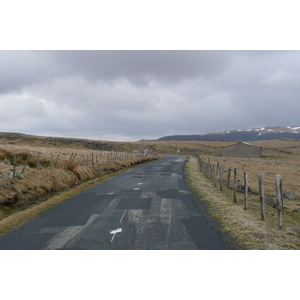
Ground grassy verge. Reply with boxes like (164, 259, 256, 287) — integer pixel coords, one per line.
(0, 164, 145, 236)
(185, 156, 300, 250)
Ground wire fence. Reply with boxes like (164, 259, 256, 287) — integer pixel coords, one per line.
(193, 153, 285, 229)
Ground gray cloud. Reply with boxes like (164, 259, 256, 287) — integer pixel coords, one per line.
(0, 50, 300, 141)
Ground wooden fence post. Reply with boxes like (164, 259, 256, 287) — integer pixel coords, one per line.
(275, 174, 283, 229)
(258, 173, 265, 221)
(54, 154, 60, 168)
(21, 153, 30, 174)
(207, 158, 210, 178)
(13, 156, 16, 179)
(70, 153, 77, 161)
(233, 168, 237, 203)
(280, 177, 283, 210)
(212, 164, 215, 185)
(215, 163, 219, 188)
(91, 152, 94, 168)
(244, 171, 248, 210)
(227, 167, 231, 188)
(219, 165, 224, 191)
(50, 153, 53, 170)
(37, 152, 40, 170)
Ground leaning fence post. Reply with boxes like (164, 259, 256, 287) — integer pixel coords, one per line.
(275, 174, 283, 229)
(258, 173, 265, 221)
(233, 168, 238, 203)
(21, 153, 30, 174)
(244, 171, 248, 210)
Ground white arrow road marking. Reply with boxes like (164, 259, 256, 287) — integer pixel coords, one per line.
(110, 228, 123, 242)
(45, 214, 100, 250)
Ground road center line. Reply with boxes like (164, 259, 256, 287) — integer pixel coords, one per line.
(120, 209, 128, 223)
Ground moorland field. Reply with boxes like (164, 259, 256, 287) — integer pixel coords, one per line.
(1, 133, 300, 248)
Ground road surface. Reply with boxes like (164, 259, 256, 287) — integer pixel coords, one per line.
(0, 156, 237, 250)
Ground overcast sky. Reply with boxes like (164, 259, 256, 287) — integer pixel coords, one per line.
(1, 50, 300, 141)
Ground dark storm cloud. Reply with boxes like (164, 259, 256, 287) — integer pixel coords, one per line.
(1, 50, 300, 141)
(50, 50, 232, 85)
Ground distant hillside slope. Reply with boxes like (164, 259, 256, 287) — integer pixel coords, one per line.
(0, 132, 115, 151)
(158, 126, 300, 141)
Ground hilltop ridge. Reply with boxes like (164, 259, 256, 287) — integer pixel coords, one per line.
(158, 126, 300, 141)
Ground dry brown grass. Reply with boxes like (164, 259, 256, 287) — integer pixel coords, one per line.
(0, 168, 134, 236)
(0, 142, 158, 221)
(186, 156, 300, 250)
(199, 154, 300, 213)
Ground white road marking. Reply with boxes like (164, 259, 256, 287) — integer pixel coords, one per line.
(134, 188, 139, 190)
(45, 214, 100, 250)
(96, 192, 114, 195)
(174, 157, 186, 162)
(138, 183, 143, 185)
(179, 190, 188, 194)
(110, 228, 123, 242)
(120, 209, 127, 223)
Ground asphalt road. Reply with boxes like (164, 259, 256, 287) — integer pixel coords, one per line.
(0, 156, 237, 250)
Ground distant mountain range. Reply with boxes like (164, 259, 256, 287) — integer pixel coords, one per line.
(157, 126, 300, 141)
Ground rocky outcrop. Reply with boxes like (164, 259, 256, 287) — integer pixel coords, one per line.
(0, 182, 13, 189)
(4, 172, 24, 179)
(2, 159, 11, 165)
(283, 189, 296, 200)
(236, 184, 259, 195)
(265, 197, 277, 208)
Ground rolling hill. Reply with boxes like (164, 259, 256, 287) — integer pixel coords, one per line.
(158, 126, 300, 141)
